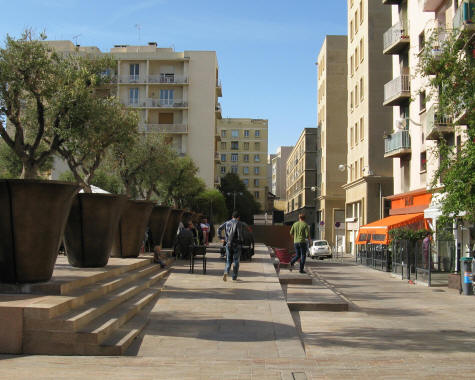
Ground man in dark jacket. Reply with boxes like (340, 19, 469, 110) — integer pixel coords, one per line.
(218, 210, 244, 281)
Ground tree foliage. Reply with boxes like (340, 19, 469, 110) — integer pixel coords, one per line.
(105, 133, 177, 200)
(0, 30, 116, 179)
(192, 189, 228, 224)
(418, 29, 475, 223)
(58, 169, 122, 194)
(389, 228, 432, 242)
(218, 173, 261, 224)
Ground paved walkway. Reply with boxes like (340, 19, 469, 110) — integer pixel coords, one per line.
(1, 247, 475, 379)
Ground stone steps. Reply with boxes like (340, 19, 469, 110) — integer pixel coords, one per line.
(20, 258, 172, 355)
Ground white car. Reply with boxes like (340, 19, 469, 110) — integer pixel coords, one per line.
(309, 240, 332, 259)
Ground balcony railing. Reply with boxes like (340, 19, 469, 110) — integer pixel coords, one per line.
(384, 130, 411, 158)
(453, 1, 475, 31)
(125, 98, 188, 108)
(383, 21, 410, 55)
(118, 74, 188, 84)
(383, 75, 410, 106)
(425, 104, 453, 140)
(140, 123, 188, 134)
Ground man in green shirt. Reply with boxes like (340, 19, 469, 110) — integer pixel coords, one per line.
(289, 213, 311, 273)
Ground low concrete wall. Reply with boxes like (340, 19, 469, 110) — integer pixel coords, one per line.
(251, 225, 293, 251)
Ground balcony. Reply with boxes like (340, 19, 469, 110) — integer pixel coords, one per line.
(214, 152, 221, 162)
(118, 74, 188, 84)
(125, 98, 188, 109)
(216, 79, 222, 97)
(215, 102, 222, 119)
(383, 75, 411, 106)
(382, 0, 402, 4)
(383, 21, 410, 55)
(425, 104, 453, 140)
(140, 123, 188, 134)
(423, 0, 445, 11)
(384, 130, 411, 158)
(453, 1, 475, 33)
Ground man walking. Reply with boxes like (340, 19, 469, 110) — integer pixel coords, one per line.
(290, 213, 311, 273)
(218, 211, 244, 281)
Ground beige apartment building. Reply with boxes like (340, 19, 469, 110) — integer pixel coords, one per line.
(271, 146, 293, 201)
(47, 40, 222, 188)
(316, 35, 348, 249)
(285, 128, 319, 237)
(216, 118, 269, 209)
(344, 0, 394, 254)
(382, 0, 474, 258)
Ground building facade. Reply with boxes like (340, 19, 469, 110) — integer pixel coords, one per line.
(216, 118, 269, 209)
(344, 0, 394, 254)
(316, 35, 348, 250)
(271, 146, 294, 201)
(47, 41, 222, 188)
(284, 128, 319, 237)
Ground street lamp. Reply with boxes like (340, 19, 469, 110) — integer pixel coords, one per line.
(227, 191, 243, 211)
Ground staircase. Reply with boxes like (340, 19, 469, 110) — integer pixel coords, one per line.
(21, 258, 171, 355)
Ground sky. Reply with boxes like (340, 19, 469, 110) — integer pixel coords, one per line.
(1, 0, 347, 154)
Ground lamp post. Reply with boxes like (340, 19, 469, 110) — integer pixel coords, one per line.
(227, 191, 243, 211)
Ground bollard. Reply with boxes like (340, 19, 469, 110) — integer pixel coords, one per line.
(460, 257, 473, 296)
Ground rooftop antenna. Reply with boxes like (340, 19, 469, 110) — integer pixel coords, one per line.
(134, 24, 141, 42)
(72, 34, 81, 46)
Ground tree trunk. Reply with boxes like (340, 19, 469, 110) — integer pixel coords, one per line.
(20, 160, 40, 179)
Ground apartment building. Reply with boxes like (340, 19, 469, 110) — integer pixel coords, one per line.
(344, 0, 394, 254)
(46, 40, 222, 188)
(271, 146, 293, 200)
(216, 118, 269, 209)
(316, 35, 348, 249)
(382, 0, 474, 259)
(284, 128, 319, 236)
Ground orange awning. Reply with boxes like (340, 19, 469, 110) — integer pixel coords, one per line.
(356, 213, 425, 245)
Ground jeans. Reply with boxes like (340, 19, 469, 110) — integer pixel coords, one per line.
(224, 243, 242, 279)
(291, 242, 307, 272)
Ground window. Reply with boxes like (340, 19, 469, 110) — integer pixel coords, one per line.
(255, 130, 260, 137)
(350, 164, 354, 181)
(231, 165, 238, 174)
(350, 91, 354, 112)
(220, 154, 226, 162)
(355, 122, 359, 144)
(220, 166, 226, 174)
(254, 142, 260, 150)
(254, 191, 260, 199)
(350, 20, 354, 41)
(359, 0, 363, 24)
(231, 129, 239, 138)
(360, 117, 364, 140)
(244, 130, 250, 137)
(129, 88, 139, 105)
(420, 91, 426, 112)
(355, 160, 359, 179)
(355, 47, 359, 70)
(243, 167, 249, 175)
(359, 38, 364, 62)
(350, 54, 354, 76)
(254, 154, 260, 162)
(243, 142, 249, 150)
(129, 63, 139, 80)
(254, 179, 259, 187)
(360, 77, 364, 101)
(359, 158, 364, 177)
(231, 141, 239, 150)
(221, 130, 227, 138)
(350, 127, 354, 148)
(420, 152, 427, 172)
(231, 153, 238, 162)
(355, 11, 359, 33)
(243, 179, 249, 186)
(355, 84, 359, 107)
(220, 142, 226, 149)
(159, 89, 174, 106)
(243, 154, 249, 162)
(254, 167, 260, 175)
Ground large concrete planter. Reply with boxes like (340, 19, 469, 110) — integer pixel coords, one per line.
(148, 205, 171, 248)
(162, 209, 184, 248)
(0, 179, 79, 283)
(64, 193, 127, 268)
(111, 200, 155, 258)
